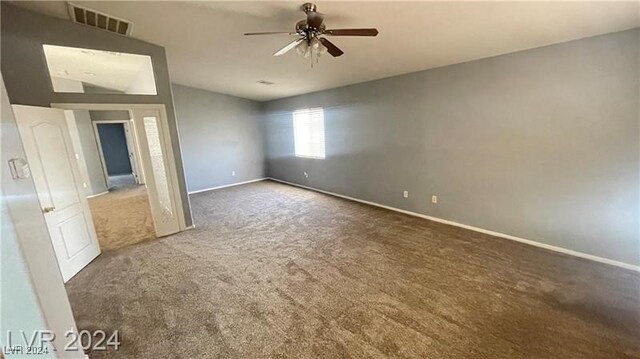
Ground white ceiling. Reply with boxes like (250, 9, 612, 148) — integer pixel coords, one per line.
(11, 1, 640, 101)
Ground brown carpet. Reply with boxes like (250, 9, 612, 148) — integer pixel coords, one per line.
(87, 185, 156, 251)
(67, 180, 640, 358)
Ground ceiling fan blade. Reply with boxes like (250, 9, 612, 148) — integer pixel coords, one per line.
(319, 38, 344, 57)
(307, 11, 324, 28)
(273, 38, 305, 56)
(245, 31, 295, 36)
(325, 28, 379, 36)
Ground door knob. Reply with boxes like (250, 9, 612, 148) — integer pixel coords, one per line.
(43, 206, 55, 213)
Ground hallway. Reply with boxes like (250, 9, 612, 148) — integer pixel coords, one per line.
(88, 185, 156, 251)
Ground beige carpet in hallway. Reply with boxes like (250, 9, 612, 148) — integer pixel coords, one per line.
(68, 181, 639, 358)
(87, 185, 156, 251)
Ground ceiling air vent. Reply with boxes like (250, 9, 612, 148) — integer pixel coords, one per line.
(67, 2, 133, 36)
(257, 80, 275, 86)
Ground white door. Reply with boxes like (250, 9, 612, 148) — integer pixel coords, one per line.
(13, 105, 101, 282)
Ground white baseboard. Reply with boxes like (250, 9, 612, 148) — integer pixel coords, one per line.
(86, 191, 108, 199)
(266, 177, 640, 273)
(188, 178, 267, 195)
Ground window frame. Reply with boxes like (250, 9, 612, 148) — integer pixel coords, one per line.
(293, 107, 326, 160)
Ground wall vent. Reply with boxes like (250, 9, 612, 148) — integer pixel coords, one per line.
(67, 2, 133, 36)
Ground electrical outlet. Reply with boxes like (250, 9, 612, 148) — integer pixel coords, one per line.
(231, 171, 236, 177)
(304, 171, 309, 178)
(431, 195, 438, 204)
(403, 191, 409, 198)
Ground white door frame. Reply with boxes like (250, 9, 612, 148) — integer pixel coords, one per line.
(52, 103, 187, 232)
(92, 119, 142, 187)
(64, 111, 95, 196)
(91, 121, 113, 188)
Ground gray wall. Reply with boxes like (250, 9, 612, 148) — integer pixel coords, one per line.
(264, 29, 640, 266)
(1, 76, 82, 357)
(1, 78, 52, 355)
(173, 84, 265, 192)
(97, 123, 132, 175)
(1, 3, 192, 227)
(90, 110, 130, 122)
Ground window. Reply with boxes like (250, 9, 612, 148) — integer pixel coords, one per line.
(293, 108, 325, 159)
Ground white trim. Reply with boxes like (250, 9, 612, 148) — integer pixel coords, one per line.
(188, 178, 267, 194)
(91, 121, 112, 188)
(86, 191, 108, 199)
(267, 177, 640, 273)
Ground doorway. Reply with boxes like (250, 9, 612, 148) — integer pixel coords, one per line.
(87, 112, 154, 251)
(95, 122, 137, 188)
(92, 115, 145, 190)
(12, 103, 186, 281)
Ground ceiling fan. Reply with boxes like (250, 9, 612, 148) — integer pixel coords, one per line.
(244, 3, 378, 62)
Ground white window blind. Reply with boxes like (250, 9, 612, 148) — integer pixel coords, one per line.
(293, 108, 325, 159)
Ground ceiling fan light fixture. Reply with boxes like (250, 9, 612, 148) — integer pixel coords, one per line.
(311, 37, 328, 56)
(318, 42, 328, 56)
(310, 37, 321, 50)
(294, 37, 327, 61)
(296, 40, 308, 55)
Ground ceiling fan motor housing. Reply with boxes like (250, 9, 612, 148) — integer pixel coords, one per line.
(301, 3, 317, 13)
(296, 20, 325, 36)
